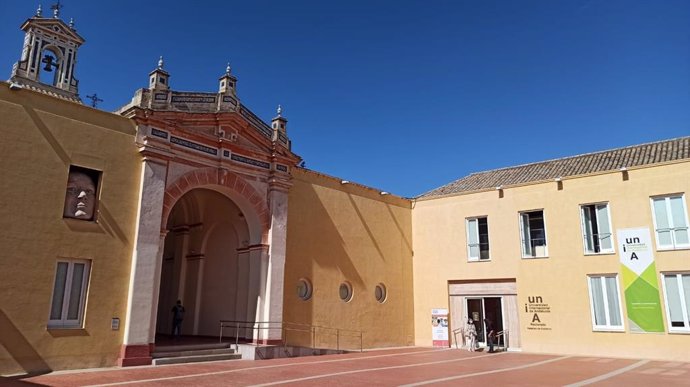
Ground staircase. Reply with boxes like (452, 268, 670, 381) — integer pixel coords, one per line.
(152, 342, 242, 365)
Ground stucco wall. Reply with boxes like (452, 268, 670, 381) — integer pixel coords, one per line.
(412, 160, 690, 361)
(285, 169, 415, 350)
(0, 84, 141, 375)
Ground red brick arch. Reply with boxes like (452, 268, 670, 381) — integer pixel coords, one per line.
(161, 167, 270, 239)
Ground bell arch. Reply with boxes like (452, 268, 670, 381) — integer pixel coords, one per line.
(38, 45, 63, 86)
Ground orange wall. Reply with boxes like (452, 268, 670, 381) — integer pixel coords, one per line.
(285, 168, 415, 350)
(0, 84, 142, 375)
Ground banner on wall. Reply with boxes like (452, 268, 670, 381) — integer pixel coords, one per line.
(617, 228, 665, 333)
(431, 308, 449, 347)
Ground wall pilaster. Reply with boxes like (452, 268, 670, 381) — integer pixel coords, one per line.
(118, 159, 167, 366)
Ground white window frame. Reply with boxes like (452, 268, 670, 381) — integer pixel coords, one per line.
(661, 272, 690, 333)
(579, 202, 615, 255)
(587, 275, 625, 331)
(518, 209, 548, 258)
(466, 216, 490, 261)
(48, 258, 91, 329)
(650, 194, 690, 250)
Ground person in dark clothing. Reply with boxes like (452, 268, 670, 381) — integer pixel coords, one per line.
(484, 318, 495, 353)
(171, 300, 185, 338)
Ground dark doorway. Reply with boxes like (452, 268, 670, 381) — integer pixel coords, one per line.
(466, 297, 503, 345)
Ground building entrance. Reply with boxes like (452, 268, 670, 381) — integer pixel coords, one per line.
(449, 280, 520, 350)
(466, 297, 503, 345)
(156, 188, 257, 340)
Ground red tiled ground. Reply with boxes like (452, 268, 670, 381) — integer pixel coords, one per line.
(3, 348, 689, 386)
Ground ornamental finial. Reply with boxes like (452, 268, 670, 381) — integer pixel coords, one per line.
(36, 4, 42, 17)
(226, 62, 232, 74)
(51, 0, 62, 18)
(158, 56, 164, 69)
(69, 17, 74, 28)
(277, 104, 282, 116)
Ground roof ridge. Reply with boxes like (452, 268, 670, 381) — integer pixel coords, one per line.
(419, 135, 690, 198)
(466, 135, 690, 176)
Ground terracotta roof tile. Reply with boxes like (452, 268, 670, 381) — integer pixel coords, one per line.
(420, 136, 690, 198)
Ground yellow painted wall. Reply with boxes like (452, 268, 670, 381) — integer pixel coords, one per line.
(412, 161, 690, 361)
(2, 81, 688, 373)
(285, 168, 415, 350)
(0, 84, 141, 375)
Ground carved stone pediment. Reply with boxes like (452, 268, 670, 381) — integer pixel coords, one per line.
(21, 17, 85, 44)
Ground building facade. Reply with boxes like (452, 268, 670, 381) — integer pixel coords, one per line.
(1, 7, 689, 377)
(413, 141, 690, 360)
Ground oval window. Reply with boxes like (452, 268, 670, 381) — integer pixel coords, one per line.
(339, 282, 353, 302)
(297, 278, 312, 301)
(375, 283, 387, 303)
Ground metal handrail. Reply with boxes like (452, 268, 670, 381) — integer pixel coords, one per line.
(219, 320, 283, 351)
(494, 329, 508, 350)
(283, 321, 364, 353)
(452, 327, 464, 349)
(218, 320, 364, 353)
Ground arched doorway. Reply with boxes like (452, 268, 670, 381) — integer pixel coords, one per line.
(156, 188, 258, 340)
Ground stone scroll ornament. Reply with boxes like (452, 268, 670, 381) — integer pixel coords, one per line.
(63, 167, 98, 221)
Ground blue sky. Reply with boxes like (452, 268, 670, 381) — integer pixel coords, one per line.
(1, 1, 688, 197)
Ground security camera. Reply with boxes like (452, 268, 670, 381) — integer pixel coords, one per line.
(9, 82, 23, 90)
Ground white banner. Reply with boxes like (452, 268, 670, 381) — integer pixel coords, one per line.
(618, 227, 654, 274)
(431, 308, 449, 347)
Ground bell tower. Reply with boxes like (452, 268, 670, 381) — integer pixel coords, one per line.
(9, 3, 85, 103)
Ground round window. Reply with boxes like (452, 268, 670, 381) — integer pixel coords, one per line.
(297, 278, 312, 301)
(375, 283, 387, 303)
(339, 282, 353, 302)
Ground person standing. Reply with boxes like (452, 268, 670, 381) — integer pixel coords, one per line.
(465, 319, 477, 352)
(171, 300, 185, 339)
(484, 318, 495, 353)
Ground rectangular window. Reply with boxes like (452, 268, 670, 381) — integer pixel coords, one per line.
(49, 259, 91, 329)
(580, 203, 614, 254)
(662, 273, 690, 332)
(587, 275, 624, 331)
(519, 210, 547, 258)
(466, 217, 490, 261)
(651, 195, 690, 250)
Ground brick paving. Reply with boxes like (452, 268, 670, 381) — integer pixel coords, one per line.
(3, 347, 689, 386)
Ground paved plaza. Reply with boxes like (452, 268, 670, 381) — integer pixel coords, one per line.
(4, 347, 689, 386)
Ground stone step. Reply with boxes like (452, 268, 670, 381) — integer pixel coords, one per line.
(153, 352, 242, 365)
(152, 347, 236, 359)
(154, 342, 233, 353)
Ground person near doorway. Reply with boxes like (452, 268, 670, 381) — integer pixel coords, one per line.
(171, 300, 185, 339)
(465, 319, 477, 352)
(484, 318, 495, 353)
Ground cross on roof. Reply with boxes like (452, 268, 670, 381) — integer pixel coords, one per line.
(51, 1, 63, 18)
(86, 93, 103, 108)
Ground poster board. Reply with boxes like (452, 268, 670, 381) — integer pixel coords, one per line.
(431, 308, 449, 347)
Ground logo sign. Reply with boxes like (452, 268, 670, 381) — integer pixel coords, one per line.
(617, 228, 664, 333)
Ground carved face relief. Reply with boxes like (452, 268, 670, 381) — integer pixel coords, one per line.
(63, 170, 97, 220)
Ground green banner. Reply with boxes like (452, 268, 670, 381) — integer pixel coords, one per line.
(618, 228, 665, 333)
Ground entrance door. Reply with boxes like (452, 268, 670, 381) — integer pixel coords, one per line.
(466, 297, 504, 345)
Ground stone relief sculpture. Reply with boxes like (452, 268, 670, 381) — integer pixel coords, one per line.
(63, 166, 98, 220)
